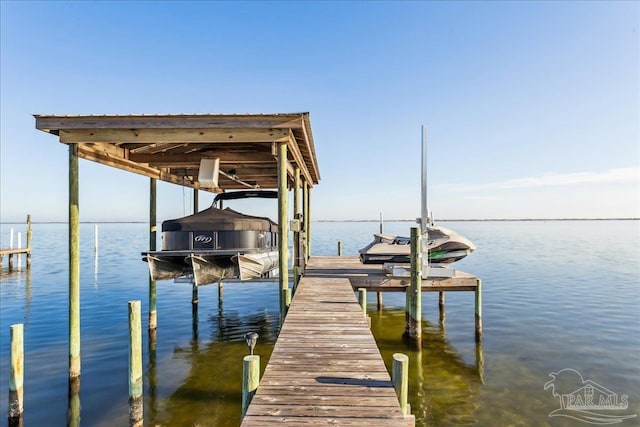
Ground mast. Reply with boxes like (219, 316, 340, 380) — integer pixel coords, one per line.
(421, 124, 428, 231)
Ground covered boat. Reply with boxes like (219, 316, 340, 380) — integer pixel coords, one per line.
(142, 190, 279, 285)
(359, 224, 476, 265)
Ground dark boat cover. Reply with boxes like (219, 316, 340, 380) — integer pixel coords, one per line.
(162, 207, 277, 232)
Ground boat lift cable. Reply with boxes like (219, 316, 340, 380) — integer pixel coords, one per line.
(219, 170, 260, 190)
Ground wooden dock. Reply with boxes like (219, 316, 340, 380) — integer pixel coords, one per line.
(241, 259, 414, 426)
(303, 255, 478, 293)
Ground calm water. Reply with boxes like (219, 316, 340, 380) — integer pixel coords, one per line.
(1, 220, 639, 426)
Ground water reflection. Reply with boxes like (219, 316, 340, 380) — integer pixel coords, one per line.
(371, 309, 483, 426)
(67, 377, 80, 427)
(146, 309, 277, 426)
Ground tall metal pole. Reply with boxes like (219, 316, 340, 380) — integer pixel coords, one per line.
(277, 142, 289, 317)
(421, 125, 428, 231)
(69, 144, 81, 380)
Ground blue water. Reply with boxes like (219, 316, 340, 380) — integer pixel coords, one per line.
(1, 220, 639, 426)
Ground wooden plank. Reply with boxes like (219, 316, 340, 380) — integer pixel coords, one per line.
(59, 128, 291, 144)
(242, 276, 409, 426)
(35, 113, 307, 130)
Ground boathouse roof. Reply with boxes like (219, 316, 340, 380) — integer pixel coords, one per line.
(34, 113, 320, 191)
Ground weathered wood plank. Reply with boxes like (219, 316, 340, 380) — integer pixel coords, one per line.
(241, 275, 410, 426)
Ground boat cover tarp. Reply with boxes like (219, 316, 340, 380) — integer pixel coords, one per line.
(162, 207, 277, 232)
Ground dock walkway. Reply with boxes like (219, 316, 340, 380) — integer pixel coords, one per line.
(241, 257, 413, 426)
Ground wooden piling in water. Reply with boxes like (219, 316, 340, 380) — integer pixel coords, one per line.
(377, 291, 383, 310)
(26, 215, 32, 268)
(358, 288, 367, 317)
(69, 144, 81, 380)
(475, 279, 483, 341)
(392, 353, 409, 416)
(128, 300, 143, 427)
(405, 227, 422, 347)
(337, 241, 342, 256)
(8, 324, 24, 422)
(241, 355, 260, 419)
(149, 178, 157, 331)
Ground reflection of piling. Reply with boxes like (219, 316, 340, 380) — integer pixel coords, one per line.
(8, 324, 24, 424)
(67, 377, 80, 427)
(241, 355, 260, 419)
(148, 327, 158, 423)
(476, 340, 485, 384)
(128, 301, 143, 427)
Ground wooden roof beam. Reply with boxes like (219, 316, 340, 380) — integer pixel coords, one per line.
(35, 114, 308, 131)
(58, 128, 291, 144)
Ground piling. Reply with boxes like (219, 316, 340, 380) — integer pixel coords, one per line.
(128, 300, 143, 427)
(26, 215, 32, 267)
(17, 232, 22, 269)
(149, 178, 157, 331)
(475, 279, 483, 341)
(337, 241, 343, 256)
(8, 324, 24, 422)
(405, 227, 422, 347)
(283, 287, 291, 312)
(358, 288, 367, 317)
(293, 168, 301, 289)
(69, 143, 81, 380)
(94, 224, 98, 254)
(241, 355, 260, 419)
(377, 292, 383, 311)
(392, 353, 409, 416)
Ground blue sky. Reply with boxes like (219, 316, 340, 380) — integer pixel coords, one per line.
(1, 1, 638, 222)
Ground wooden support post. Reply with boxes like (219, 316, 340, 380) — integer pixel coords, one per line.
(392, 353, 409, 416)
(69, 143, 81, 380)
(149, 178, 157, 331)
(193, 188, 199, 213)
(377, 291, 383, 311)
(438, 291, 445, 329)
(293, 168, 301, 289)
(192, 283, 199, 308)
(8, 253, 14, 270)
(128, 300, 143, 427)
(405, 227, 422, 347)
(337, 241, 342, 256)
(17, 233, 21, 269)
(306, 186, 312, 259)
(277, 142, 289, 318)
(94, 224, 98, 254)
(9, 324, 24, 422)
(26, 215, 32, 268)
(241, 355, 260, 419)
(475, 279, 483, 341)
(283, 287, 291, 312)
(358, 288, 367, 317)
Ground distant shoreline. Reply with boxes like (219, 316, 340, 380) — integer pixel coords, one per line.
(1, 218, 638, 225)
